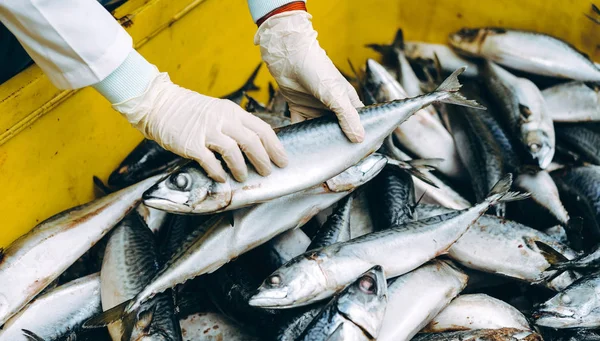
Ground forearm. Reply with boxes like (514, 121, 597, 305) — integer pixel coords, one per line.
(246, 0, 306, 23)
(0, 0, 132, 90)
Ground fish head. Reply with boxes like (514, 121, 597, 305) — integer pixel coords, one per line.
(249, 251, 329, 308)
(143, 163, 231, 213)
(534, 280, 600, 328)
(448, 28, 488, 56)
(336, 265, 388, 339)
(524, 130, 554, 169)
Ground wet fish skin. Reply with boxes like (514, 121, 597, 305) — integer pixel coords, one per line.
(412, 328, 542, 341)
(108, 139, 179, 189)
(514, 169, 570, 226)
(308, 196, 353, 250)
(547, 243, 600, 272)
(365, 59, 465, 181)
(349, 189, 376, 238)
(543, 82, 600, 122)
(552, 166, 600, 246)
(481, 61, 555, 169)
(402, 41, 480, 77)
(262, 229, 312, 271)
(445, 96, 506, 216)
(449, 27, 600, 81)
(423, 294, 530, 333)
(136, 204, 170, 235)
(296, 266, 388, 341)
(143, 68, 483, 214)
(249, 175, 521, 308)
(0, 273, 101, 341)
(534, 272, 600, 328)
(0, 175, 162, 326)
(378, 260, 468, 341)
(414, 204, 579, 291)
(87, 155, 388, 329)
(100, 213, 181, 341)
(368, 165, 415, 230)
(555, 122, 600, 165)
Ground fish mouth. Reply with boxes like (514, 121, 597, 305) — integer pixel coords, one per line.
(142, 196, 193, 214)
(248, 288, 298, 309)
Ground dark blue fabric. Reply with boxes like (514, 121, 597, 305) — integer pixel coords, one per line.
(0, 0, 128, 85)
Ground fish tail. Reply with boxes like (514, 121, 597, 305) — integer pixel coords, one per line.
(534, 241, 575, 282)
(485, 174, 530, 205)
(434, 68, 487, 109)
(83, 299, 132, 328)
(365, 29, 404, 62)
(241, 62, 262, 93)
(386, 157, 443, 188)
(22, 329, 45, 341)
(244, 94, 267, 113)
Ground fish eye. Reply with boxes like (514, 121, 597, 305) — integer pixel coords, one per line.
(359, 275, 376, 294)
(561, 294, 572, 305)
(268, 275, 281, 287)
(170, 173, 191, 191)
(529, 143, 541, 152)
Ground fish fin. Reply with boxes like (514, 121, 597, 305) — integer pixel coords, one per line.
(244, 94, 267, 113)
(386, 158, 442, 188)
(534, 241, 575, 282)
(391, 28, 404, 50)
(268, 82, 276, 104)
(585, 13, 600, 24)
(486, 174, 530, 203)
(410, 190, 428, 219)
(120, 307, 139, 341)
(93, 176, 113, 196)
(535, 241, 570, 265)
(83, 300, 131, 328)
(137, 306, 156, 335)
(434, 68, 487, 110)
(594, 4, 600, 14)
(0, 248, 4, 263)
(22, 330, 46, 341)
(242, 62, 262, 92)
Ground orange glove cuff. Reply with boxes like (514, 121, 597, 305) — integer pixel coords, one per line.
(256, 1, 307, 27)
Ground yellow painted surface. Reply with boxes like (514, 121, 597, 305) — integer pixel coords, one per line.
(0, 0, 598, 247)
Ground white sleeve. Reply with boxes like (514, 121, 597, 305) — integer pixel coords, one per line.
(246, 0, 306, 23)
(0, 0, 133, 89)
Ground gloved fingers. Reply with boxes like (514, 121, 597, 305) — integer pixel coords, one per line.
(241, 114, 288, 168)
(207, 133, 248, 182)
(287, 102, 323, 121)
(188, 147, 228, 183)
(225, 125, 273, 177)
(346, 83, 365, 109)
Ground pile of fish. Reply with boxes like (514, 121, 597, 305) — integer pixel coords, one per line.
(1, 21, 600, 341)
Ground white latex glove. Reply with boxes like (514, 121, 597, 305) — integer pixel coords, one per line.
(255, 11, 365, 142)
(113, 72, 288, 183)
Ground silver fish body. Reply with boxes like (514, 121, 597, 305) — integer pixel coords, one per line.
(543, 82, 600, 122)
(264, 229, 312, 270)
(365, 59, 465, 180)
(403, 41, 479, 77)
(555, 122, 600, 165)
(481, 61, 555, 168)
(0, 273, 101, 341)
(423, 294, 530, 332)
(449, 28, 600, 81)
(414, 205, 578, 290)
(296, 266, 388, 341)
(101, 214, 181, 341)
(412, 328, 542, 341)
(143, 69, 481, 214)
(349, 190, 376, 238)
(0, 175, 161, 326)
(308, 195, 353, 250)
(249, 176, 517, 308)
(122, 155, 388, 317)
(377, 260, 468, 341)
(514, 169, 570, 225)
(136, 204, 169, 234)
(534, 272, 600, 328)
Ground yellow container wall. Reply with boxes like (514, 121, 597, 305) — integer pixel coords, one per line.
(0, 0, 598, 247)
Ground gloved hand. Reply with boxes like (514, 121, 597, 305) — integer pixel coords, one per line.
(112, 72, 288, 183)
(255, 10, 365, 143)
